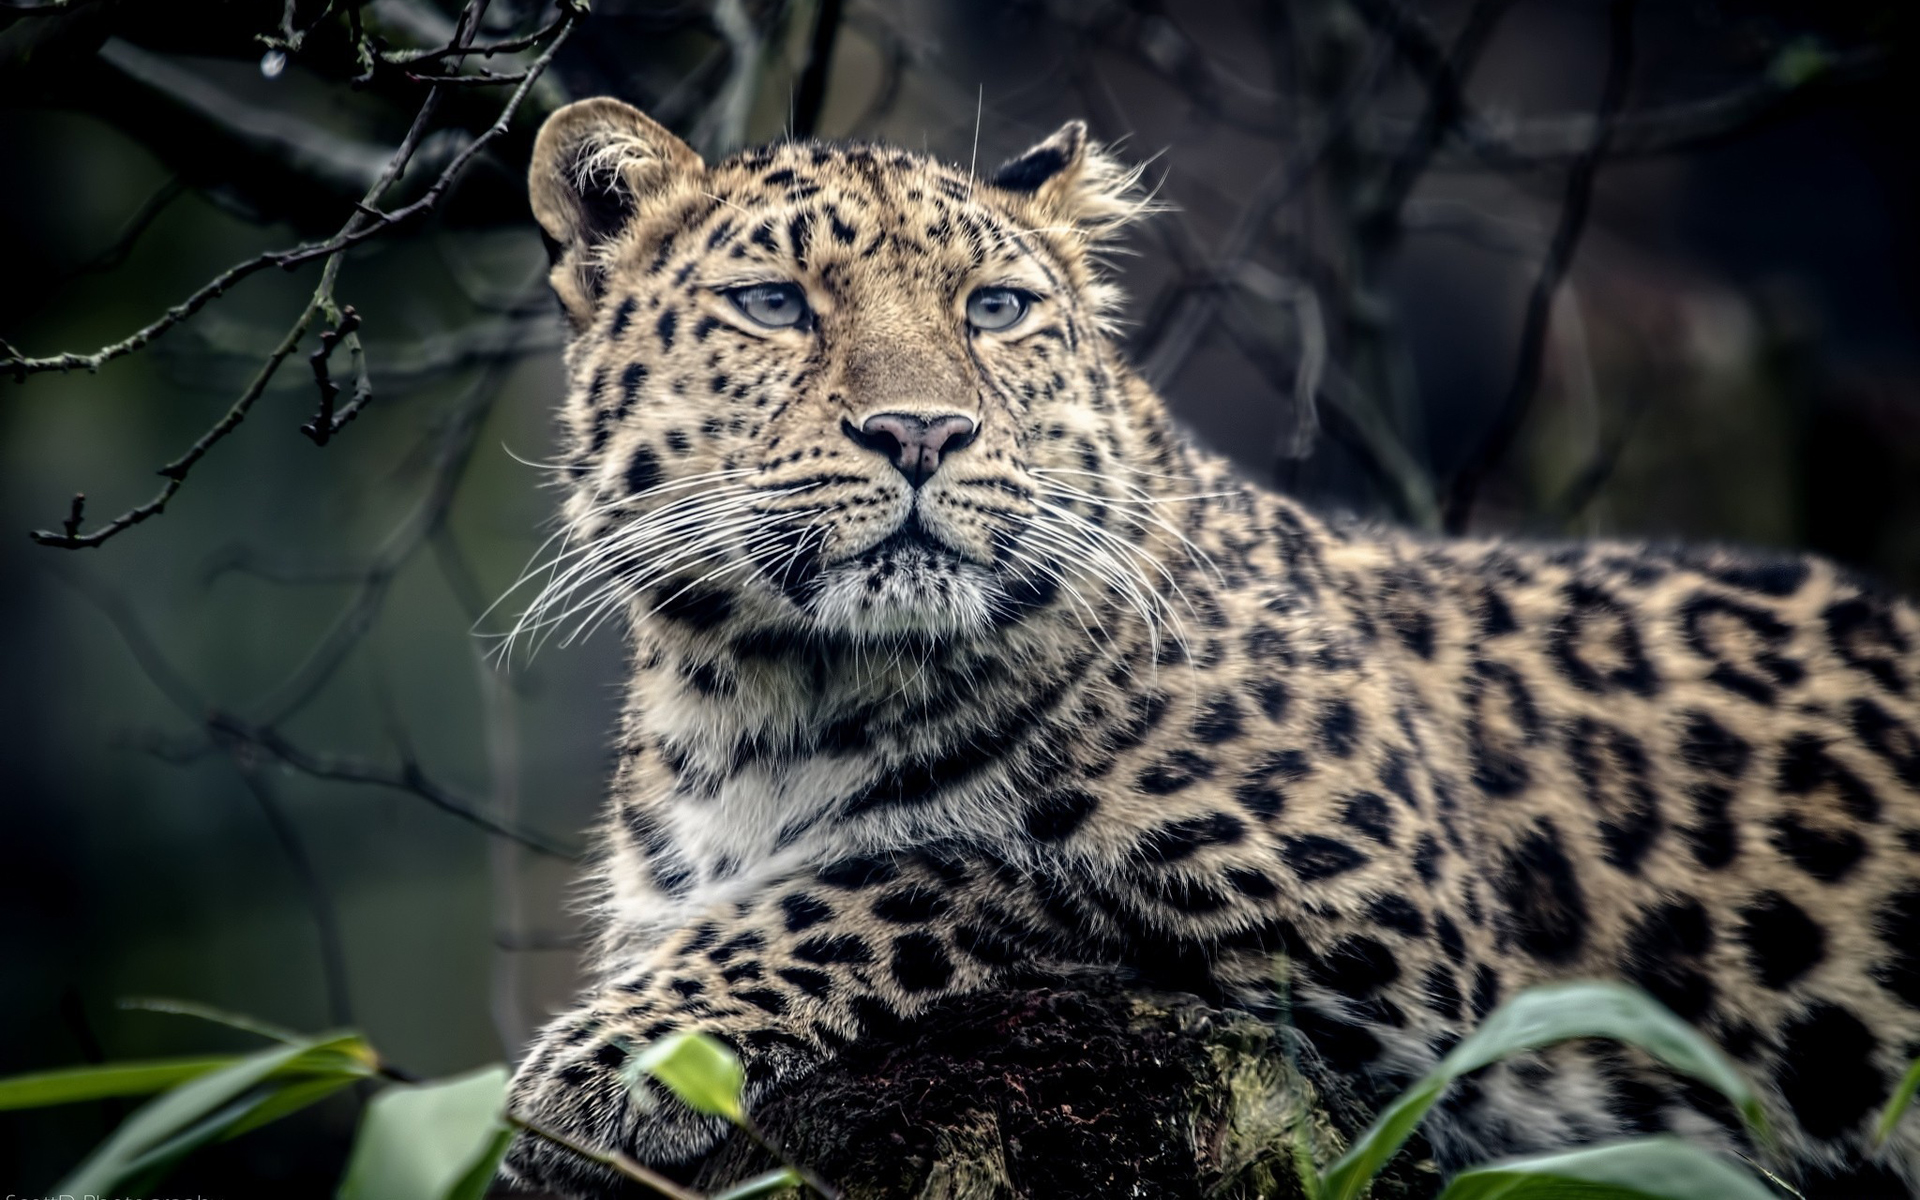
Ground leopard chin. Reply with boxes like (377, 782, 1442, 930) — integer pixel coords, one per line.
(801, 548, 1004, 640)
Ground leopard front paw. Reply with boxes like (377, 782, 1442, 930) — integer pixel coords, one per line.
(500, 1036, 731, 1199)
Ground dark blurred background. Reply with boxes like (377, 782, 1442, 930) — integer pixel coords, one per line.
(2, 0, 1915, 1193)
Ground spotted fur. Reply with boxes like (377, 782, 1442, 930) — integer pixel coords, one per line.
(503, 99, 1920, 1197)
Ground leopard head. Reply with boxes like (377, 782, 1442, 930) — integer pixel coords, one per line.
(519, 98, 1168, 650)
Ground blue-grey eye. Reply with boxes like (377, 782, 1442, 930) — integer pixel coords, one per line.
(726, 283, 809, 329)
(966, 287, 1031, 332)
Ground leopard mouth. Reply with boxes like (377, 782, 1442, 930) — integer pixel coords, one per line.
(857, 510, 967, 564)
(789, 509, 1005, 637)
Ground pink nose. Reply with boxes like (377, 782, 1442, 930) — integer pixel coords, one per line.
(844, 412, 978, 487)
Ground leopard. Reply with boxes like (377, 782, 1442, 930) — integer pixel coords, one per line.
(501, 96, 1920, 1198)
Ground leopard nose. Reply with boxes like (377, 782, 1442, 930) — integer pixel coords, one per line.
(842, 412, 977, 488)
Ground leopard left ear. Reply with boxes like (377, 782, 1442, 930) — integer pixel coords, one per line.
(987, 120, 1150, 241)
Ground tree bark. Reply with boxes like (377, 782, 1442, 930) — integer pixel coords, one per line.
(689, 977, 1442, 1200)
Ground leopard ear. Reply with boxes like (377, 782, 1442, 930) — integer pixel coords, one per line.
(529, 98, 704, 326)
(987, 120, 1151, 242)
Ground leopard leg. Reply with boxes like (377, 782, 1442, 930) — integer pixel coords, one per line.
(500, 847, 1057, 1197)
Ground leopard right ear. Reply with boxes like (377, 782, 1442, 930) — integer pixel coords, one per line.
(529, 98, 704, 327)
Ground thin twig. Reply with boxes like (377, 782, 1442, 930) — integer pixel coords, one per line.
(1217, 298, 1437, 526)
(173, 307, 562, 389)
(691, 0, 763, 157)
(1128, 36, 1390, 384)
(205, 714, 578, 858)
(235, 765, 356, 1028)
(1235, 262, 1326, 461)
(45, 563, 208, 717)
(1353, 0, 1515, 230)
(0, 0, 100, 15)
(1136, 35, 1392, 387)
(50, 558, 577, 860)
(29, 308, 316, 547)
(1443, 0, 1640, 533)
(302, 306, 363, 446)
(1554, 381, 1656, 525)
(403, 66, 533, 85)
(791, 0, 843, 138)
(741, 1115, 843, 1199)
(380, 5, 577, 66)
(3, 4, 573, 381)
(506, 1112, 706, 1200)
(250, 349, 514, 726)
(17, 4, 581, 549)
(1352, 27, 1881, 169)
(55, 177, 189, 286)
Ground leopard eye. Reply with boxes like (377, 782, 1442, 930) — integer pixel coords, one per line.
(725, 283, 810, 329)
(966, 287, 1031, 332)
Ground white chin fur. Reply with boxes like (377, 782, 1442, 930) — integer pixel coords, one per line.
(804, 550, 1000, 639)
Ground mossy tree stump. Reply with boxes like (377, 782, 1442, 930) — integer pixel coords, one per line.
(687, 979, 1441, 1199)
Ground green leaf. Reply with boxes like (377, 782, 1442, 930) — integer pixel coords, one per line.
(120, 997, 305, 1044)
(1320, 983, 1765, 1200)
(227, 1072, 364, 1139)
(1321, 1079, 1446, 1200)
(1877, 1055, 1920, 1145)
(57, 1032, 375, 1198)
(712, 1167, 803, 1199)
(636, 1031, 746, 1123)
(337, 1065, 512, 1200)
(1435, 1137, 1779, 1200)
(0, 1058, 236, 1111)
(1449, 983, 1765, 1133)
(446, 1128, 516, 1200)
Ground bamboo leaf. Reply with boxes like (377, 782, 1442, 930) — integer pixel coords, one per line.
(57, 1032, 375, 1198)
(636, 1031, 746, 1123)
(1435, 1137, 1779, 1200)
(1320, 1080, 1445, 1200)
(1446, 984, 1764, 1132)
(120, 997, 306, 1044)
(0, 1058, 236, 1111)
(712, 1168, 803, 1199)
(445, 1128, 515, 1200)
(226, 1073, 362, 1139)
(337, 1065, 512, 1200)
(1877, 1055, 1920, 1145)
(1320, 983, 1764, 1200)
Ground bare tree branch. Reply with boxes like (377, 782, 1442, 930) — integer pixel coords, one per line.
(0, 0, 102, 18)
(1356, 39, 1883, 170)
(1443, 0, 1640, 534)
(1355, 0, 1514, 234)
(403, 65, 534, 85)
(14, 1, 582, 550)
(300, 305, 367, 446)
(96, 37, 403, 200)
(1135, 34, 1393, 387)
(50, 175, 188, 287)
(235, 765, 356, 1028)
(1554, 380, 1656, 526)
(28, 311, 316, 548)
(1217, 296, 1438, 526)
(206, 715, 579, 859)
(791, 0, 843, 137)
(48, 496, 579, 860)
(250, 359, 510, 726)
(691, 0, 767, 157)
